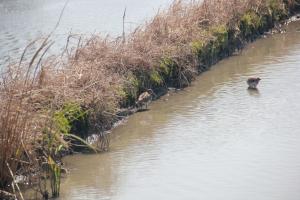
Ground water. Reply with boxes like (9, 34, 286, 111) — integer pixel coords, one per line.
(56, 21, 300, 200)
(0, 0, 172, 66)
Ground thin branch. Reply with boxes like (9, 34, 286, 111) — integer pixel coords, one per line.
(122, 7, 127, 44)
(6, 162, 24, 200)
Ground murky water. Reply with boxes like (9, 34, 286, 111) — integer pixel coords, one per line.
(0, 0, 172, 66)
(57, 21, 300, 200)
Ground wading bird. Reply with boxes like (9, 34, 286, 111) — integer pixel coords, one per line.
(247, 77, 261, 89)
(136, 89, 155, 110)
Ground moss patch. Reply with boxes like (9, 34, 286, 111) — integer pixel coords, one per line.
(268, 0, 288, 21)
(240, 11, 264, 38)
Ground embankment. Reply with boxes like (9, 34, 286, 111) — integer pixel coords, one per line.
(1, 0, 300, 199)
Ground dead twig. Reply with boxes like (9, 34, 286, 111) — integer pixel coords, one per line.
(6, 162, 24, 200)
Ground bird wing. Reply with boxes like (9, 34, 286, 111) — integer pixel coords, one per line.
(138, 92, 151, 102)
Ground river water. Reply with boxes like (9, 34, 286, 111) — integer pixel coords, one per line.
(57, 21, 300, 200)
(0, 0, 172, 66)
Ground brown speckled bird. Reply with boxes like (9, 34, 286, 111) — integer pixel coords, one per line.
(247, 77, 261, 89)
(136, 89, 155, 110)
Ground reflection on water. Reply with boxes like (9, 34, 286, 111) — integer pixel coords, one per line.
(0, 0, 172, 66)
(55, 21, 300, 200)
(247, 88, 260, 97)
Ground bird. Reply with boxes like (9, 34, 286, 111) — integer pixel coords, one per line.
(136, 89, 155, 110)
(247, 77, 261, 89)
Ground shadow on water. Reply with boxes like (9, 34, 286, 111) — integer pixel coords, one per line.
(247, 88, 261, 97)
(136, 108, 150, 112)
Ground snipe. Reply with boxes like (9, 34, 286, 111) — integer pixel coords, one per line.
(247, 77, 261, 89)
(136, 89, 155, 110)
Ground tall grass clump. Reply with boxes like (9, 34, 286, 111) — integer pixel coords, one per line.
(1, 0, 299, 198)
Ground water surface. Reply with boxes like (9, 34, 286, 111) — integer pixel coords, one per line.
(0, 0, 172, 65)
(58, 21, 300, 200)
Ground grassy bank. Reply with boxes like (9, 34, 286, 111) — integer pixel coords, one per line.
(1, 0, 299, 199)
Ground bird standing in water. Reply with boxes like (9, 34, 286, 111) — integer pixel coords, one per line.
(247, 77, 261, 89)
(136, 89, 155, 110)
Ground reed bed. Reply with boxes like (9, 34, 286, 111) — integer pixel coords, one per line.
(1, 0, 299, 199)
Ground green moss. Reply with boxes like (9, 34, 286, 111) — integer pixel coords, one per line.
(120, 73, 140, 106)
(116, 87, 128, 99)
(268, 0, 288, 21)
(190, 40, 210, 65)
(150, 69, 163, 85)
(211, 25, 228, 45)
(159, 57, 178, 80)
(159, 57, 175, 76)
(192, 40, 212, 60)
(240, 11, 263, 38)
(191, 25, 229, 66)
(158, 56, 188, 87)
(191, 40, 205, 55)
(211, 25, 229, 55)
